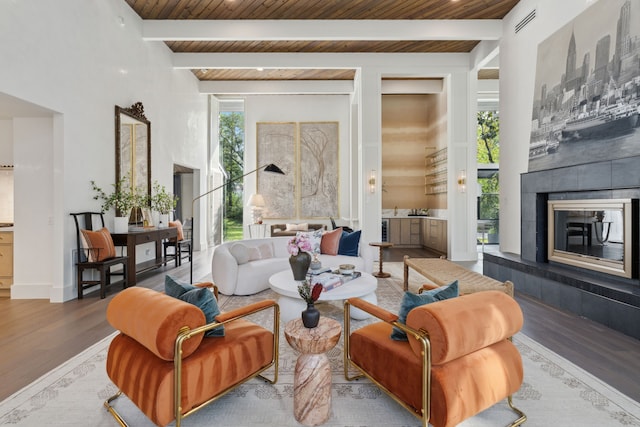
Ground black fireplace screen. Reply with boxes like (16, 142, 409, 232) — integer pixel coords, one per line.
(547, 199, 636, 278)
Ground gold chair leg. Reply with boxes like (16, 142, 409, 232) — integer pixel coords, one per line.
(343, 301, 365, 381)
(104, 391, 129, 427)
(507, 395, 527, 426)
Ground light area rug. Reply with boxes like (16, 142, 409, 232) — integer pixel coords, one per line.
(1, 267, 640, 427)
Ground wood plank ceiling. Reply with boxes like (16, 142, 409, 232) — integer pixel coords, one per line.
(125, 0, 518, 81)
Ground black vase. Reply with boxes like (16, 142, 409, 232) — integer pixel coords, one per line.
(301, 303, 320, 328)
(289, 252, 311, 280)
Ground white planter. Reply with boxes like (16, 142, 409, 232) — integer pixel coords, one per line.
(158, 214, 169, 228)
(114, 216, 129, 233)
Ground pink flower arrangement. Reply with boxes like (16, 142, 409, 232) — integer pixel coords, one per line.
(287, 234, 312, 256)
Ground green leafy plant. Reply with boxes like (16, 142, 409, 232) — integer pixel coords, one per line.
(151, 181, 178, 214)
(91, 175, 145, 215)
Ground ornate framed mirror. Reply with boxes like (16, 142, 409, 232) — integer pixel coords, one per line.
(115, 102, 151, 220)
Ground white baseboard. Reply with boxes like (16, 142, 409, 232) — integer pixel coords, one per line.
(10, 282, 52, 300)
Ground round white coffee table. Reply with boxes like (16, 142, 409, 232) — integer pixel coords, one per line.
(269, 269, 378, 322)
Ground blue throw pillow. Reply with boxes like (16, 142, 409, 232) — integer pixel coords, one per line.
(164, 275, 224, 337)
(164, 274, 197, 297)
(338, 230, 361, 256)
(390, 280, 459, 341)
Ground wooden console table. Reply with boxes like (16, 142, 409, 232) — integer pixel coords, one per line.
(111, 227, 177, 286)
(403, 256, 513, 296)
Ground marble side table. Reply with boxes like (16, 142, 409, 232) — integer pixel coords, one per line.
(284, 317, 342, 426)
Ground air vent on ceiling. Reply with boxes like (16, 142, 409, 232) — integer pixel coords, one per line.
(515, 9, 536, 34)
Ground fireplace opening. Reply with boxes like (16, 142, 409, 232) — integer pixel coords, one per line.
(547, 198, 638, 278)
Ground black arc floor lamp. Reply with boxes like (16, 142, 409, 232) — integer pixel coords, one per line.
(189, 163, 285, 282)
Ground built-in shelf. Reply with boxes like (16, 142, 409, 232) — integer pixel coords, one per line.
(425, 147, 447, 195)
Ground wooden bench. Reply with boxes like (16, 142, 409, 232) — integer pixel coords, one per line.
(403, 256, 514, 297)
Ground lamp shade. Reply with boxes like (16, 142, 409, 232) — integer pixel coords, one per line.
(247, 193, 265, 208)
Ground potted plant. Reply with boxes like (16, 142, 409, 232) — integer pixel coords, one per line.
(151, 181, 178, 228)
(297, 280, 323, 328)
(91, 175, 139, 233)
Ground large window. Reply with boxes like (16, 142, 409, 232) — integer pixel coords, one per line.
(477, 111, 499, 245)
(219, 110, 245, 241)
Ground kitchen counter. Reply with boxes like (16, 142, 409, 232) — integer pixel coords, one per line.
(383, 215, 446, 220)
(382, 216, 447, 254)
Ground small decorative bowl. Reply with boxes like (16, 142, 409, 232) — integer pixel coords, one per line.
(339, 264, 355, 275)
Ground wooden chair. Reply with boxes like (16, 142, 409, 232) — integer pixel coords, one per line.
(104, 286, 279, 427)
(163, 218, 192, 267)
(70, 212, 128, 299)
(343, 291, 526, 427)
(566, 221, 592, 248)
(330, 217, 354, 233)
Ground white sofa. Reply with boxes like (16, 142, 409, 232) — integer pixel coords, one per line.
(211, 236, 374, 295)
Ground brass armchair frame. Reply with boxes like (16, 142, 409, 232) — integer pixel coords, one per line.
(104, 300, 280, 427)
(343, 299, 526, 427)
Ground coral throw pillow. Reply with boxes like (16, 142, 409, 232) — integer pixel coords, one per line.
(169, 219, 184, 241)
(80, 227, 116, 262)
(320, 228, 342, 255)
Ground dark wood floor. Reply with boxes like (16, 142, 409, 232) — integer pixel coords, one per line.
(1, 246, 639, 403)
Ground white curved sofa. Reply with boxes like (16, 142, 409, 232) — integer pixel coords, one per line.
(211, 236, 374, 295)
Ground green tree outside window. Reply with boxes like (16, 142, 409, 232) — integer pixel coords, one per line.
(477, 111, 500, 239)
(220, 111, 245, 241)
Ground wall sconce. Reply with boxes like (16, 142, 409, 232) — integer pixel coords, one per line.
(368, 170, 377, 193)
(457, 169, 467, 193)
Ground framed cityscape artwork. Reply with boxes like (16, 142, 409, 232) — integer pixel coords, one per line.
(528, 0, 640, 172)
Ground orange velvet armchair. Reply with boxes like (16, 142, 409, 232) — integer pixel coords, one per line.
(103, 286, 279, 427)
(344, 290, 526, 427)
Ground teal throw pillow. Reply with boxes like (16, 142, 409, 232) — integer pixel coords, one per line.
(164, 275, 224, 337)
(164, 274, 197, 297)
(390, 280, 459, 341)
(338, 230, 361, 256)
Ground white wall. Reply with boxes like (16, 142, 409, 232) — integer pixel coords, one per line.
(499, 0, 596, 254)
(0, 0, 208, 301)
(0, 120, 14, 224)
(11, 118, 54, 298)
(0, 120, 13, 162)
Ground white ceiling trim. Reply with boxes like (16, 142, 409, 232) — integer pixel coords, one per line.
(143, 19, 502, 41)
(173, 52, 471, 70)
(199, 80, 354, 95)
